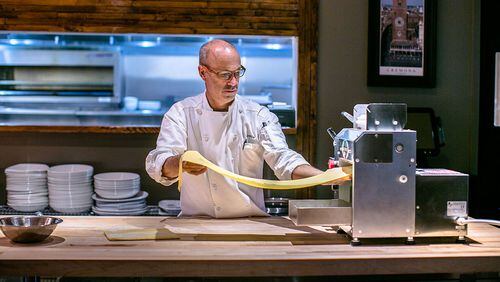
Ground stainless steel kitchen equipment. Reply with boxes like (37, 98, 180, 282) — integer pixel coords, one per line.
(0, 215, 63, 243)
(0, 46, 122, 109)
(264, 197, 290, 216)
(0, 32, 299, 127)
(289, 103, 469, 245)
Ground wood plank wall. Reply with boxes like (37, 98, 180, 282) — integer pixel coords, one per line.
(0, 0, 300, 35)
(0, 0, 319, 197)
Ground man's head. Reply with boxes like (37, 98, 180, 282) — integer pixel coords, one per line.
(198, 39, 244, 111)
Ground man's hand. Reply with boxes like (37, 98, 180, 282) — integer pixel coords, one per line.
(162, 155, 207, 179)
(182, 161, 207, 175)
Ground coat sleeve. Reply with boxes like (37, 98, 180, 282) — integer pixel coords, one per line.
(257, 107, 310, 180)
(145, 103, 187, 186)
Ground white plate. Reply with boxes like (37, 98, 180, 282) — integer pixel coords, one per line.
(94, 178, 140, 184)
(94, 183, 140, 189)
(96, 198, 146, 205)
(8, 201, 48, 206)
(93, 172, 139, 181)
(159, 200, 181, 211)
(50, 201, 93, 207)
(48, 164, 93, 174)
(93, 203, 147, 212)
(94, 188, 140, 200)
(49, 186, 92, 192)
(51, 205, 91, 213)
(6, 180, 47, 185)
(47, 183, 92, 190)
(94, 185, 140, 191)
(49, 192, 92, 198)
(7, 194, 48, 200)
(6, 185, 47, 191)
(94, 182, 140, 188)
(8, 203, 48, 212)
(50, 198, 92, 204)
(7, 180, 47, 184)
(5, 163, 49, 173)
(49, 189, 93, 194)
(158, 209, 181, 216)
(7, 192, 48, 197)
(47, 174, 92, 181)
(92, 206, 148, 216)
(48, 190, 93, 196)
(7, 194, 47, 200)
(95, 201, 147, 211)
(7, 176, 47, 181)
(48, 177, 92, 183)
(7, 197, 49, 203)
(49, 185, 92, 190)
(50, 199, 92, 205)
(7, 196, 48, 202)
(92, 191, 148, 203)
(94, 186, 140, 191)
(5, 173, 47, 179)
(51, 195, 94, 200)
(7, 183, 46, 188)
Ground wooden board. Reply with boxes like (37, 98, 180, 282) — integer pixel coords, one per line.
(104, 217, 347, 243)
(0, 216, 499, 277)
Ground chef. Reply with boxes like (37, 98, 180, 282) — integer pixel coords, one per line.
(146, 39, 336, 218)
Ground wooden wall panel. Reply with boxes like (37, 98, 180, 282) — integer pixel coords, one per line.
(0, 0, 318, 182)
(296, 0, 318, 199)
(0, 0, 300, 35)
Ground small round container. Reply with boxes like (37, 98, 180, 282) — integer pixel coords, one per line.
(124, 96, 139, 111)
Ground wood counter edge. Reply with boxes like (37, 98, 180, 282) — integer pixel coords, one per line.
(0, 256, 498, 277)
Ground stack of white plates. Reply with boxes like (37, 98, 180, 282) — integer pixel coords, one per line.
(5, 163, 49, 212)
(48, 164, 93, 213)
(92, 191, 149, 215)
(158, 200, 181, 216)
(93, 172, 140, 199)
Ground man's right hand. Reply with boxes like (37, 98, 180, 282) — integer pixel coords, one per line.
(162, 154, 208, 179)
(182, 161, 207, 175)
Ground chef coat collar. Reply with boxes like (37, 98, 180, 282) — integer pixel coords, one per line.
(202, 91, 238, 113)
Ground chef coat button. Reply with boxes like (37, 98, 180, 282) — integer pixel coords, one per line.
(196, 109, 202, 115)
(204, 136, 209, 142)
(211, 183, 217, 190)
(216, 206, 222, 212)
(239, 109, 243, 114)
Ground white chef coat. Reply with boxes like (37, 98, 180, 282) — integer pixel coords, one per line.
(146, 92, 309, 218)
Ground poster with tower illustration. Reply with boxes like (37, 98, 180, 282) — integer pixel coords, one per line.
(379, 0, 425, 76)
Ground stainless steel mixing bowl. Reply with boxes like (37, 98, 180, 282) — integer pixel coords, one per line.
(0, 216, 63, 243)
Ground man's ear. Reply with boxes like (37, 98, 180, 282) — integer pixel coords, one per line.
(198, 65, 206, 80)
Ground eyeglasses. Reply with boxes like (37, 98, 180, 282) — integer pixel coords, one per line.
(202, 65, 246, 81)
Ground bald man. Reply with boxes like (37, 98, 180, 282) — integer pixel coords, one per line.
(146, 39, 330, 218)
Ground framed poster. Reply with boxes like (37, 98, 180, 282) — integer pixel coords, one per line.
(367, 0, 437, 87)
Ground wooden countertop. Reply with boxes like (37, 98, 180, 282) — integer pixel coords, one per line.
(0, 216, 499, 277)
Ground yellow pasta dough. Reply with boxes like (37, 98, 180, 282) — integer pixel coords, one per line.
(177, 150, 351, 190)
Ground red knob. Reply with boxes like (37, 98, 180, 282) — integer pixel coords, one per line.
(328, 158, 335, 169)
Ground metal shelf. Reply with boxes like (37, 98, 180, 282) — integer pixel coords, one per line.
(0, 205, 179, 217)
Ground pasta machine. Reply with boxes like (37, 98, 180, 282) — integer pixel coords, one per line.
(289, 103, 469, 245)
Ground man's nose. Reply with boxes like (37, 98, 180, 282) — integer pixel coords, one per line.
(227, 75, 239, 86)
